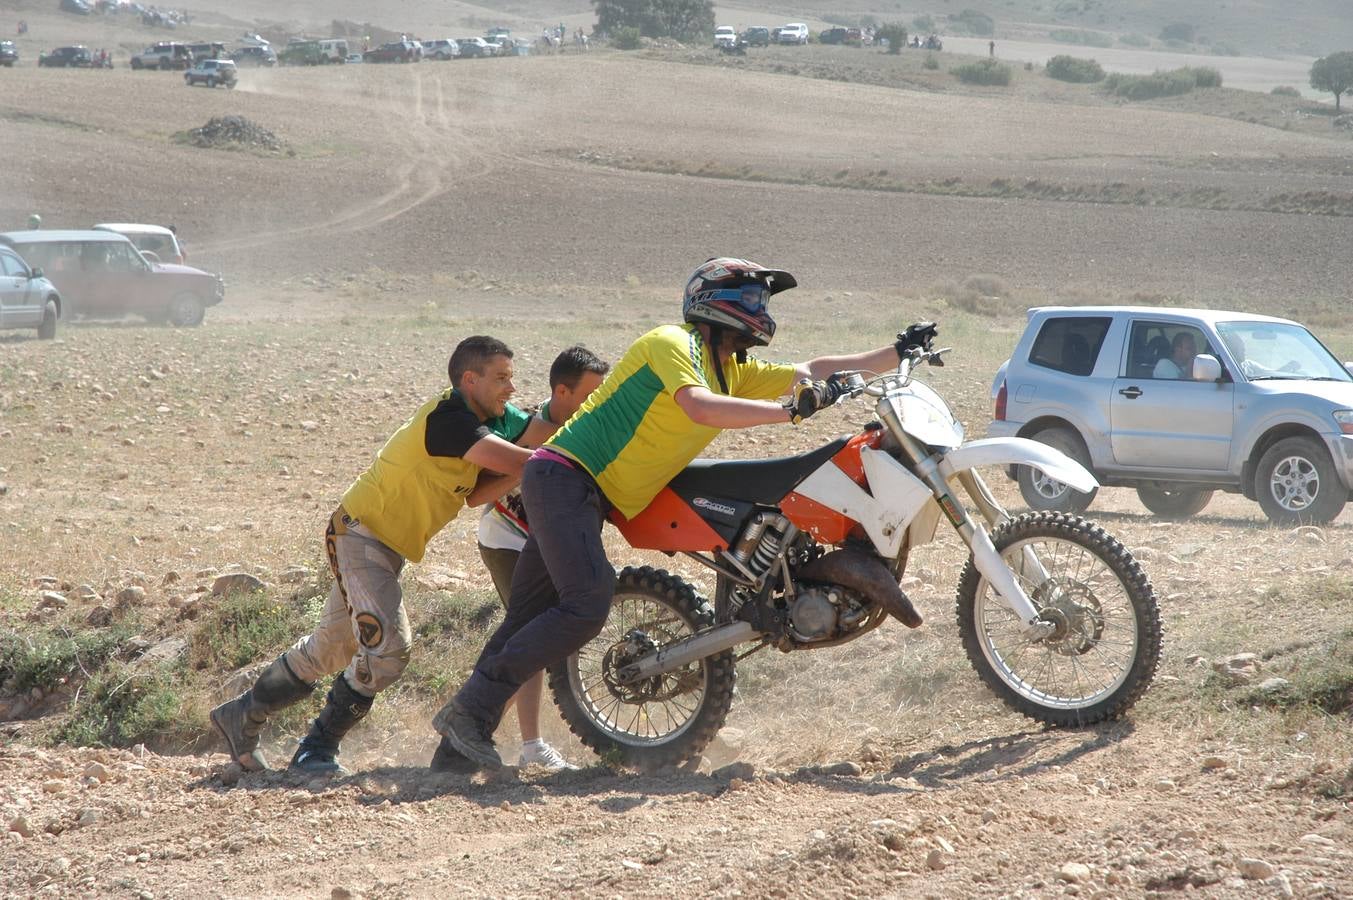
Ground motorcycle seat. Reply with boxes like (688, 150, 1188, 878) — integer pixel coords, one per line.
(669, 438, 849, 506)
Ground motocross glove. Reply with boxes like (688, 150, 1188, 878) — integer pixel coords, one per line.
(895, 322, 939, 360)
(785, 376, 844, 425)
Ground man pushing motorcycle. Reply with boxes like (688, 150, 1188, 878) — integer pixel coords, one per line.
(432, 257, 938, 770)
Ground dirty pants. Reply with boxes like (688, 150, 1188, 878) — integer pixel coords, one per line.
(442, 457, 614, 730)
(283, 508, 411, 696)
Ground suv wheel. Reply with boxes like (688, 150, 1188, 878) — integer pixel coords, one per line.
(1017, 426, 1098, 513)
(1136, 485, 1213, 520)
(131, 57, 143, 70)
(206, 76, 216, 88)
(168, 292, 205, 327)
(37, 300, 58, 340)
(1255, 436, 1346, 525)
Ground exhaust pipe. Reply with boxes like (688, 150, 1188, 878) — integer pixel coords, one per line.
(617, 621, 756, 682)
(797, 549, 923, 628)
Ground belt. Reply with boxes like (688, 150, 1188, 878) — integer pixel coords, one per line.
(532, 447, 578, 470)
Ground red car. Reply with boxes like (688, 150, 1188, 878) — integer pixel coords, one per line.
(0, 230, 224, 326)
(363, 41, 419, 63)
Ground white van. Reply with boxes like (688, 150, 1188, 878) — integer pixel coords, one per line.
(778, 23, 809, 44)
(713, 26, 738, 49)
(92, 223, 185, 264)
(318, 39, 349, 63)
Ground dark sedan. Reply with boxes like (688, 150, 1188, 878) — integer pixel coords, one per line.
(38, 46, 94, 67)
(0, 41, 17, 67)
(362, 41, 418, 63)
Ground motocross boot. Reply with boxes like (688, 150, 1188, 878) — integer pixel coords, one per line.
(429, 736, 480, 774)
(432, 700, 503, 770)
(289, 674, 372, 776)
(210, 655, 314, 771)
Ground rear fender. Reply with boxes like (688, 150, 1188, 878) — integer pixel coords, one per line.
(938, 437, 1098, 493)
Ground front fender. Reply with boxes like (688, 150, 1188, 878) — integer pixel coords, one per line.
(938, 437, 1098, 493)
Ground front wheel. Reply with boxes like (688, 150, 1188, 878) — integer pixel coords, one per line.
(168, 292, 204, 327)
(1017, 426, 1097, 514)
(1135, 484, 1213, 519)
(957, 511, 1161, 726)
(1255, 436, 1346, 525)
(548, 566, 736, 771)
(37, 300, 58, 340)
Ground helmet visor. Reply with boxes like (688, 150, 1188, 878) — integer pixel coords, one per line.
(708, 284, 771, 317)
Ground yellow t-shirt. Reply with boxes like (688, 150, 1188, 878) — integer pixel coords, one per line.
(548, 323, 796, 518)
(341, 388, 529, 562)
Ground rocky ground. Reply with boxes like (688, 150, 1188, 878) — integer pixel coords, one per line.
(2, 7, 1353, 898)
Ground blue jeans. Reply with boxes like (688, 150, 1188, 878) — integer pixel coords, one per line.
(453, 457, 614, 728)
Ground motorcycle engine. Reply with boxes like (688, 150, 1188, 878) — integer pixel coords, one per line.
(788, 586, 842, 643)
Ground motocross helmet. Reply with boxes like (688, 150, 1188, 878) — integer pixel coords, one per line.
(682, 257, 797, 347)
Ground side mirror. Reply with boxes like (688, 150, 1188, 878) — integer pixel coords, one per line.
(29, 267, 44, 280)
(1193, 354, 1222, 382)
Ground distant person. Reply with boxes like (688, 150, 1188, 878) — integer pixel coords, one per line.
(27, 213, 40, 230)
(989, 40, 995, 58)
(439, 346, 611, 773)
(1153, 332, 1197, 379)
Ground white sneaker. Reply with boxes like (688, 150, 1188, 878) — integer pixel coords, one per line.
(518, 740, 578, 771)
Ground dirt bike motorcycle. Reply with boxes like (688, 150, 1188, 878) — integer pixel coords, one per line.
(547, 344, 1163, 770)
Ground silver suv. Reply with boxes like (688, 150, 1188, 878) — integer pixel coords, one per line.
(989, 306, 1353, 524)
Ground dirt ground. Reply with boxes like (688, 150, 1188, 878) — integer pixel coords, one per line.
(3, 5, 1353, 898)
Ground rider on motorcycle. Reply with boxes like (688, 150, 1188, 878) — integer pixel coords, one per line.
(432, 257, 938, 770)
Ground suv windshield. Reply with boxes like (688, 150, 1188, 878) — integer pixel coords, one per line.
(1216, 321, 1351, 382)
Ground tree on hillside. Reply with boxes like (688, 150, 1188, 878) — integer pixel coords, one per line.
(1310, 51, 1353, 111)
(593, 0, 714, 43)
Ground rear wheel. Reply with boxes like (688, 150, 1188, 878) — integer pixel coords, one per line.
(957, 512, 1161, 726)
(168, 292, 204, 327)
(37, 300, 58, 340)
(206, 76, 216, 88)
(1255, 436, 1346, 525)
(1135, 484, 1213, 519)
(549, 566, 736, 772)
(159, 58, 171, 71)
(131, 57, 143, 70)
(1017, 426, 1097, 514)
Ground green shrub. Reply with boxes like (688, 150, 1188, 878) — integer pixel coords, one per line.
(1271, 85, 1302, 97)
(923, 53, 940, 70)
(1159, 22, 1196, 43)
(56, 663, 190, 749)
(1185, 65, 1223, 88)
(1046, 55, 1105, 83)
(953, 59, 1012, 86)
(876, 23, 907, 54)
(187, 590, 308, 674)
(950, 9, 994, 37)
(612, 26, 642, 50)
(1118, 33, 1150, 48)
(1104, 67, 1218, 100)
(1049, 29, 1112, 49)
(0, 624, 136, 694)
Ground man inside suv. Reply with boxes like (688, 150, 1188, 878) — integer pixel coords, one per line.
(1153, 331, 1198, 380)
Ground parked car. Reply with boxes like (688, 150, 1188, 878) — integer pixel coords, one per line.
(279, 39, 324, 66)
(456, 37, 492, 58)
(38, 46, 93, 67)
(989, 306, 1353, 524)
(183, 58, 237, 87)
(777, 23, 809, 44)
(344, 52, 363, 64)
(231, 45, 277, 67)
(0, 41, 18, 67)
(60, 0, 92, 14)
(93, 223, 185, 264)
(0, 230, 224, 326)
(130, 42, 190, 70)
(740, 26, 770, 47)
(0, 244, 61, 339)
(480, 37, 505, 56)
(317, 39, 349, 63)
(363, 41, 419, 63)
(422, 39, 460, 60)
(713, 26, 738, 49)
(486, 27, 512, 43)
(818, 27, 849, 45)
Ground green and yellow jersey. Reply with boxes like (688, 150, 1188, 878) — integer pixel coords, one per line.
(341, 388, 530, 562)
(547, 323, 795, 518)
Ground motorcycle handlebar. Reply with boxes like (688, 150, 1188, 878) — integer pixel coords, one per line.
(836, 347, 952, 399)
